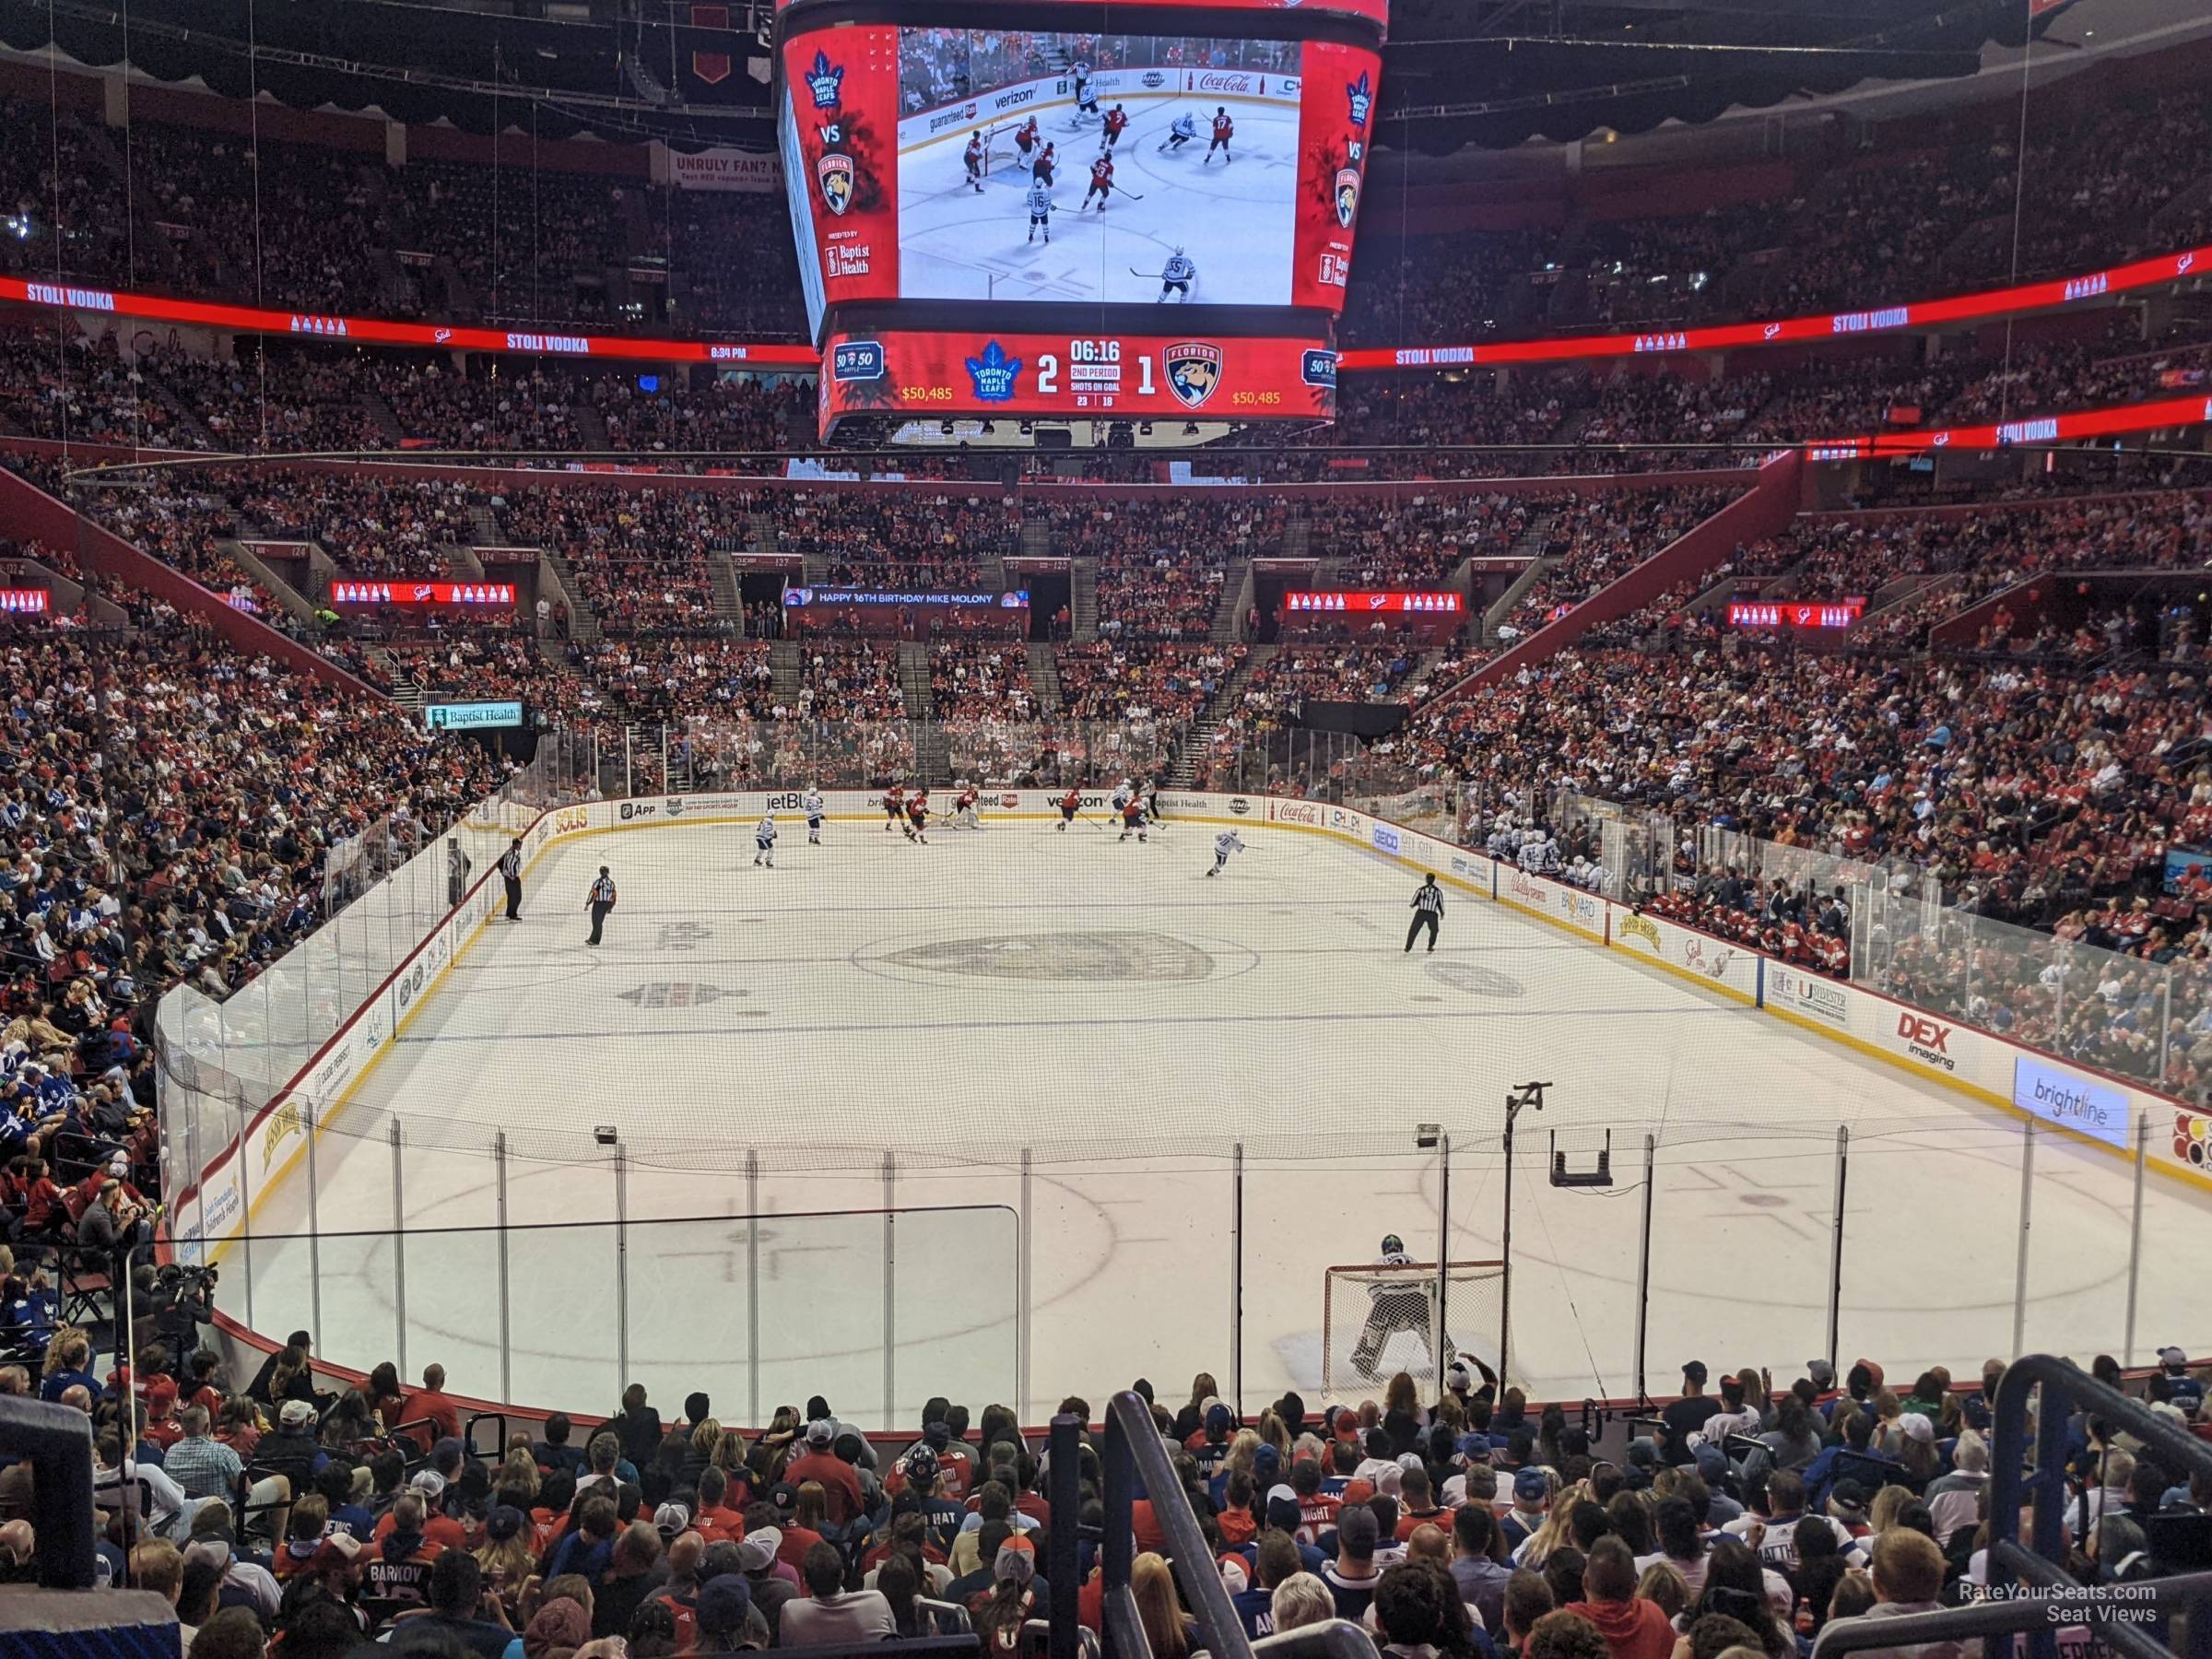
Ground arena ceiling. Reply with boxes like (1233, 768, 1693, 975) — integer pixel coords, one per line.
(0, 0, 2091, 153)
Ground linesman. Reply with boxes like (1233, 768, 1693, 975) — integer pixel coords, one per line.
(1406, 873, 1444, 953)
(585, 866, 617, 947)
(500, 838, 524, 921)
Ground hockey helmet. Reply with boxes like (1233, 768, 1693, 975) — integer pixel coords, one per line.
(1381, 1233, 1404, 1254)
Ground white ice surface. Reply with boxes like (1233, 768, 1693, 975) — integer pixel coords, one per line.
(897, 97, 1297, 306)
(240, 815, 2212, 1428)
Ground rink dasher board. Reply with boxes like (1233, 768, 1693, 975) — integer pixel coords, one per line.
(159, 785, 2212, 1284)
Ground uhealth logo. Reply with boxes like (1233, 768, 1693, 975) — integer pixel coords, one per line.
(965, 340, 1025, 402)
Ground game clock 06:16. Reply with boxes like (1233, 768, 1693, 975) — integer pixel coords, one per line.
(1037, 343, 1156, 398)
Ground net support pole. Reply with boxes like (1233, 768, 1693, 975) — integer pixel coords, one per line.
(235, 1096, 255, 1331)
(1633, 1132, 1654, 1403)
(746, 1148, 761, 1430)
(1230, 1142, 1244, 1418)
(1018, 1147, 1034, 1426)
(624, 729, 632, 798)
(2012, 1120, 2036, 1359)
(615, 1144, 631, 1389)
(305, 1090, 324, 1355)
(1826, 1124, 1849, 1374)
(1433, 1132, 1451, 1382)
(1500, 1113, 1515, 1387)
(389, 1118, 408, 1376)
(495, 1131, 512, 1406)
(2124, 1111, 2148, 1367)
(882, 1150, 899, 1427)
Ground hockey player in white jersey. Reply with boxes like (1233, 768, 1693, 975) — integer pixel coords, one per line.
(1159, 112, 1197, 153)
(1070, 62, 1097, 124)
(801, 787, 825, 844)
(1205, 830, 1244, 877)
(1111, 779, 1134, 816)
(1157, 250, 1196, 303)
(754, 811, 777, 868)
(1026, 177, 1054, 244)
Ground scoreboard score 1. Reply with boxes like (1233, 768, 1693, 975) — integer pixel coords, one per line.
(819, 330, 1336, 433)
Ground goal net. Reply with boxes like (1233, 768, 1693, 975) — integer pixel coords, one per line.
(982, 122, 1032, 182)
(1322, 1260, 1508, 1398)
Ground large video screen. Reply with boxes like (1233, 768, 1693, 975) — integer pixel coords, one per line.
(780, 27, 1379, 337)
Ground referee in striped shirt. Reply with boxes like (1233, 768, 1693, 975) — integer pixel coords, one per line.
(585, 866, 617, 947)
(500, 838, 524, 921)
(1406, 873, 1444, 953)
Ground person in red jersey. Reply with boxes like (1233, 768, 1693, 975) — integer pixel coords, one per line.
(1206, 107, 1233, 164)
(905, 788, 931, 844)
(1080, 152, 1115, 213)
(883, 783, 905, 831)
(1059, 786, 1083, 832)
(1102, 104, 1129, 148)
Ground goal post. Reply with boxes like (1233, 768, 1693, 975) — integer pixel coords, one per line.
(1322, 1259, 1508, 1398)
(981, 122, 1030, 182)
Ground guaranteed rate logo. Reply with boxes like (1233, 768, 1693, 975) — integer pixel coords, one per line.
(965, 340, 1025, 402)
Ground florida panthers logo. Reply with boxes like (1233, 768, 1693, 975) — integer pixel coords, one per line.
(1162, 341, 1223, 409)
(1334, 167, 1360, 229)
(817, 153, 853, 216)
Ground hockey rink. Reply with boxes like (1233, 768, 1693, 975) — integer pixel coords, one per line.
(898, 99, 1299, 306)
(241, 815, 2212, 1425)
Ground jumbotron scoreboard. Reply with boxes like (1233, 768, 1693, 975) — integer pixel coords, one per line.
(774, 0, 1385, 439)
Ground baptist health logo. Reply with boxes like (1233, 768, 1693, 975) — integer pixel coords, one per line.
(965, 340, 1024, 402)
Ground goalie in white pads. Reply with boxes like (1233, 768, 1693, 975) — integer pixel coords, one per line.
(1206, 830, 1244, 877)
(949, 786, 983, 830)
(1351, 1233, 1459, 1381)
(802, 787, 825, 844)
(753, 811, 777, 868)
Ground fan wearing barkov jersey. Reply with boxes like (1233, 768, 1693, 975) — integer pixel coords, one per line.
(1026, 178, 1054, 245)
(1350, 1233, 1459, 1382)
(753, 812, 777, 868)
(1205, 830, 1244, 877)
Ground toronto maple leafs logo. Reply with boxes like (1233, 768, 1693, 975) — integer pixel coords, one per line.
(1346, 71, 1371, 128)
(1162, 341, 1223, 409)
(804, 49, 844, 111)
(964, 340, 1024, 403)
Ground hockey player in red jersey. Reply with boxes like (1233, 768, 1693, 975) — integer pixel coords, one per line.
(1102, 104, 1130, 148)
(1206, 107, 1234, 164)
(963, 131, 985, 193)
(1080, 151, 1115, 213)
(904, 787, 931, 843)
(1058, 786, 1082, 831)
(883, 783, 905, 831)
(1117, 796, 1148, 843)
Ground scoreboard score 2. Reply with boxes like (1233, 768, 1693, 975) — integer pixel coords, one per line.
(820, 330, 1335, 430)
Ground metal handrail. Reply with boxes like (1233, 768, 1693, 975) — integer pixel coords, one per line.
(1813, 1355, 2212, 1659)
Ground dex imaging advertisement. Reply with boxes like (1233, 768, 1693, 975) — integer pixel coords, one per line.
(781, 23, 1380, 334)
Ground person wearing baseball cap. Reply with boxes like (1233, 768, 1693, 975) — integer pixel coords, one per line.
(699, 1571, 773, 1649)
(1500, 1467, 1550, 1551)
(1660, 1360, 1720, 1465)
(783, 1417, 866, 1524)
(2156, 1347, 2204, 1412)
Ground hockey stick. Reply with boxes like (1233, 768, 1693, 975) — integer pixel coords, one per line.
(1129, 266, 1164, 279)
